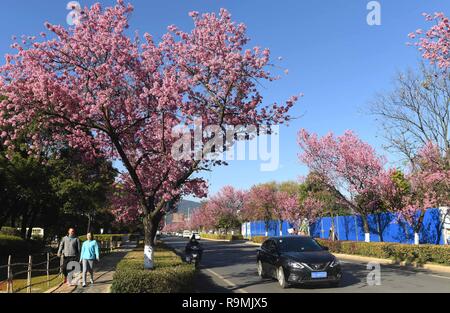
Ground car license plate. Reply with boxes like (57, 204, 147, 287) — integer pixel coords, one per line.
(312, 272, 327, 279)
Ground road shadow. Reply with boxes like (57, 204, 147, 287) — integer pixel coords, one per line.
(193, 271, 234, 293)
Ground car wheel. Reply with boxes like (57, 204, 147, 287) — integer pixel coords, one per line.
(257, 261, 268, 279)
(277, 267, 289, 289)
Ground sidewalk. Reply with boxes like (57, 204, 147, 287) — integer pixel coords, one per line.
(48, 241, 137, 294)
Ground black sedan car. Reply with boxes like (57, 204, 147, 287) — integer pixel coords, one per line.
(256, 236, 342, 288)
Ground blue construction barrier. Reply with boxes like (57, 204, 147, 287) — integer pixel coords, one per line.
(242, 220, 293, 237)
(243, 208, 446, 245)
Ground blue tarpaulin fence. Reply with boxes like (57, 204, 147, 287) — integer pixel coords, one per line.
(242, 208, 446, 245)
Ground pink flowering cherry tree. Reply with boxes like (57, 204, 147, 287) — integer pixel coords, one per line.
(206, 186, 245, 234)
(189, 186, 245, 234)
(276, 191, 299, 236)
(0, 1, 297, 268)
(281, 195, 324, 236)
(409, 12, 450, 71)
(188, 204, 209, 232)
(405, 12, 450, 244)
(298, 129, 395, 242)
(241, 184, 279, 237)
(397, 143, 450, 244)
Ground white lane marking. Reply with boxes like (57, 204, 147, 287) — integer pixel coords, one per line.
(205, 269, 248, 294)
(430, 274, 450, 280)
(339, 261, 352, 264)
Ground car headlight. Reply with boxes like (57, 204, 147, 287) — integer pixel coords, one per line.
(288, 261, 305, 269)
(330, 259, 341, 268)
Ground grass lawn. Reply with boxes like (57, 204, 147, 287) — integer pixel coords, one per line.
(0, 273, 63, 293)
(111, 243, 195, 293)
(119, 245, 185, 269)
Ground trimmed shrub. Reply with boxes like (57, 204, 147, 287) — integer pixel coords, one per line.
(200, 233, 244, 241)
(111, 244, 195, 293)
(0, 234, 44, 257)
(0, 227, 21, 237)
(250, 236, 269, 244)
(79, 234, 125, 242)
(0, 235, 27, 256)
(316, 239, 450, 266)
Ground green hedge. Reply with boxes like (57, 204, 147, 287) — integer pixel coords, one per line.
(316, 239, 450, 266)
(250, 236, 269, 244)
(200, 233, 244, 241)
(0, 234, 44, 257)
(0, 235, 27, 256)
(79, 234, 126, 242)
(111, 244, 195, 293)
(0, 227, 21, 237)
(78, 234, 141, 243)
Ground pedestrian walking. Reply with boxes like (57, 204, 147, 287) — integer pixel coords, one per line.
(57, 228, 81, 286)
(80, 232, 100, 287)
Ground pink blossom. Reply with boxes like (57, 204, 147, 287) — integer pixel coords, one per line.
(409, 12, 450, 70)
(0, 1, 297, 234)
(298, 129, 396, 232)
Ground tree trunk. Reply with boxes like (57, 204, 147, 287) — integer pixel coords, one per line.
(362, 215, 370, 242)
(414, 232, 420, 245)
(143, 212, 164, 270)
(413, 211, 426, 245)
(330, 215, 336, 242)
(87, 214, 92, 234)
(26, 210, 39, 241)
(20, 212, 30, 240)
(10, 214, 17, 228)
(143, 215, 155, 269)
(376, 214, 384, 242)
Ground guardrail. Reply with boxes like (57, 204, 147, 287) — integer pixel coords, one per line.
(0, 239, 121, 293)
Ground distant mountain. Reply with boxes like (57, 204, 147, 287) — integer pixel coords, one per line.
(176, 199, 201, 215)
(165, 199, 201, 224)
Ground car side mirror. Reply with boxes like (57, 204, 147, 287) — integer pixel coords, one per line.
(322, 246, 329, 251)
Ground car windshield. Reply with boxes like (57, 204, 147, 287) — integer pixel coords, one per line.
(278, 238, 324, 253)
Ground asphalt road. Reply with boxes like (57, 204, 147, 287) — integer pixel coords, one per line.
(162, 236, 450, 293)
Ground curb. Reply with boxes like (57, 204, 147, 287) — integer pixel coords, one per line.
(200, 237, 233, 243)
(421, 263, 450, 273)
(44, 281, 63, 294)
(335, 253, 450, 274)
(246, 241, 262, 246)
(44, 282, 77, 294)
(201, 238, 249, 244)
(334, 253, 394, 265)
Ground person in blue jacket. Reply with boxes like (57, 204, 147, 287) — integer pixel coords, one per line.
(80, 232, 100, 287)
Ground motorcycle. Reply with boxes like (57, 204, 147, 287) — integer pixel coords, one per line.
(186, 245, 202, 269)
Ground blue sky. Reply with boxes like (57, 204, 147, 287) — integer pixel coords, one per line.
(1, 0, 449, 199)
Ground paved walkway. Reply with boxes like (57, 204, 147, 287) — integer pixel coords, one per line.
(49, 241, 137, 294)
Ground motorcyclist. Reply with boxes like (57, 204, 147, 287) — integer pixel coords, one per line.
(185, 234, 203, 262)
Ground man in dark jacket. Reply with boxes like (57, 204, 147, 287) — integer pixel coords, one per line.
(57, 228, 81, 285)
